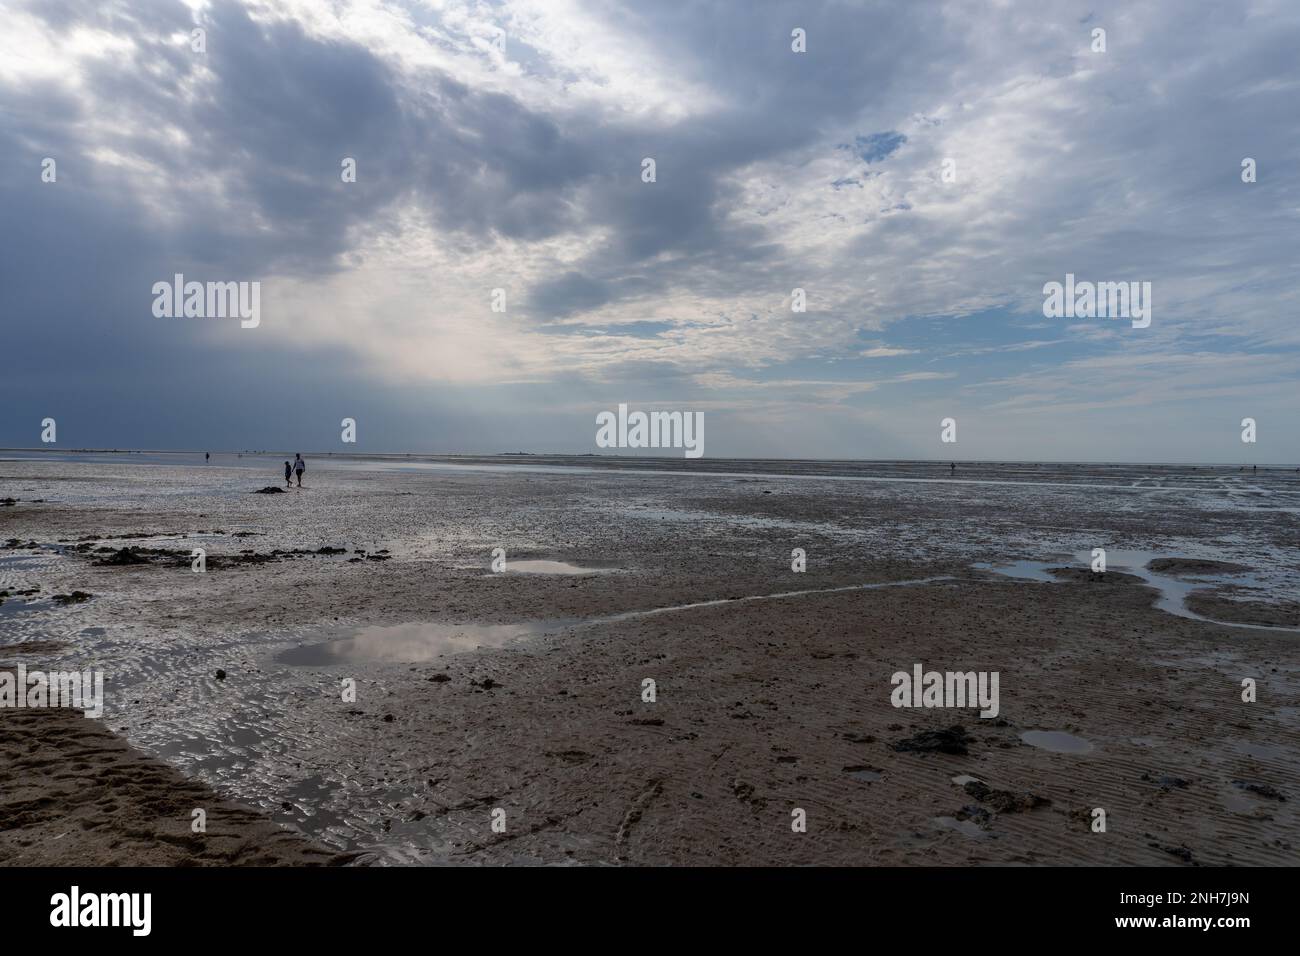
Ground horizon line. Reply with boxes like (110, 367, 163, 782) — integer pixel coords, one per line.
(1, 448, 1294, 469)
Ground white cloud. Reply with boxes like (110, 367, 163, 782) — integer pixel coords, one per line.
(860, 346, 918, 358)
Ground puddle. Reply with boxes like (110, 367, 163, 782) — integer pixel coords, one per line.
(843, 765, 883, 782)
(277, 577, 954, 666)
(506, 560, 606, 575)
(976, 550, 1300, 633)
(0, 597, 42, 619)
(1020, 730, 1096, 754)
(1223, 791, 1259, 814)
(951, 774, 982, 786)
(1236, 741, 1289, 761)
(934, 816, 991, 839)
(278, 621, 571, 666)
(0, 554, 51, 570)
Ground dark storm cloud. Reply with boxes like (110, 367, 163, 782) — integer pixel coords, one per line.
(530, 271, 612, 316)
(3, 0, 960, 333)
(7, 1, 601, 280)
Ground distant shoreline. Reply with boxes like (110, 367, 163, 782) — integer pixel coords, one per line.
(1, 447, 1294, 469)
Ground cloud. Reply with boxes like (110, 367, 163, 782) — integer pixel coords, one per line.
(1, 0, 1297, 459)
(860, 346, 919, 357)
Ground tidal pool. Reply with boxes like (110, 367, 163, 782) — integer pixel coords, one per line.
(277, 620, 571, 665)
(977, 550, 1298, 633)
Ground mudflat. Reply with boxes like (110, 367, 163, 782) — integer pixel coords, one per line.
(1, 453, 1296, 865)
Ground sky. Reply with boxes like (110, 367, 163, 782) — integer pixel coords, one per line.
(1, 0, 1297, 462)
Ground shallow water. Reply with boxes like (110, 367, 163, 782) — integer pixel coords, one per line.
(934, 816, 991, 839)
(844, 766, 884, 782)
(277, 621, 572, 666)
(505, 560, 604, 575)
(1236, 741, 1290, 761)
(0, 597, 40, 620)
(10, 448, 1300, 496)
(977, 550, 1298, 633)
(0, 554, 49, 571)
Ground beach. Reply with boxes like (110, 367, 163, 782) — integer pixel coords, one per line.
(1, 453, 1296, 865)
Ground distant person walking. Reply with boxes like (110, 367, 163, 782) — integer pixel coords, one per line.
(293, 453, 305, 488)
(284, 460, 293, 488)
(205, 452, 210, 463)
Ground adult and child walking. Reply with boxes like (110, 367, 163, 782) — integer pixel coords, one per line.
(285, 453, 305, 488)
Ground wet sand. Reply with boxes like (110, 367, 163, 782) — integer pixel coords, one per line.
(1, 454, 1297, 865)
(0, 677, 352, 866)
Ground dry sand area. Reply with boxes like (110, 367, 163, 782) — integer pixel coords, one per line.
(1, 454, 1297, 865)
